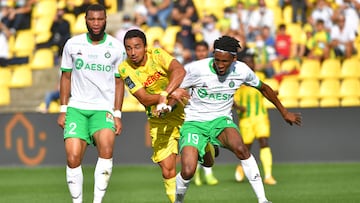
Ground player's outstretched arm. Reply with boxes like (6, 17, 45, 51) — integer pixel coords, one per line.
(258, 82, 302, 126)
(57, 71, 71, 129)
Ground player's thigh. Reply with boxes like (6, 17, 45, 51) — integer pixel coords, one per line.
(239, 118, 256, 144)
(254, 117, 270, 139)
(64, 107, 91, 144)
(149, 120, 180, 163)
(179, 121, 208, 163)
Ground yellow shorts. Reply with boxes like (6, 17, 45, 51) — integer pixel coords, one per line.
(239, 116, 270, 144)
(149, 118, 182, 163)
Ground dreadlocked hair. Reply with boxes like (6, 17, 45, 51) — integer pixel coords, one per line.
(213, 36, 241, 54)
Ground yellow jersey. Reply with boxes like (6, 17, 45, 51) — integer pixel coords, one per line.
(118, 48, 184, 121)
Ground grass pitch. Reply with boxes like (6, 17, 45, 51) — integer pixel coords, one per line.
(0, 162, 359, 203)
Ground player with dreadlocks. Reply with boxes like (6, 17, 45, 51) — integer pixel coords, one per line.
(173, 36, 302, 203)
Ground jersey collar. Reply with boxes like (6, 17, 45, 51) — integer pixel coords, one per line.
(86, 33, 107, 44)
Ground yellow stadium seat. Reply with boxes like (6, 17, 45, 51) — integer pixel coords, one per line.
(263, 78, 279, 91)
(63, 13, 76, 34)
(280, 58, 301, 73)
(30, 48, 55, 70)
(0, 86, 11, 106)
(298, 79, 320, 99)
(320, 97, 340, 107)
(280, 98, 299, 108)
(277, 76, 299, 108)
(265, 0, 279, 8)
(283, 5, 293, 24)
(341, 97, 360, 107)
(32, 16, 53, 36)
(161, 25, 181, 53)
(299, 97, 319, 108)
(0, 68, 13, 87)
(72, 13, 87, 35)
(339, 78, 360, 98)
(13, 30, 35, 57)
(145, 26, 164, 48)
(319, 79, 340, 98)
(298, 59, 321, 80)
(9, 66, 32, 88)
(319, 58, 341, 79)
(340, 58, 360, 79)
(286, 23, 302, 44)
(32, 0, 57, 19)
(105, 0, 118, 14)
(271, 6, 283, 27)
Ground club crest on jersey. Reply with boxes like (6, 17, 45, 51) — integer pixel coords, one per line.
(75, 59, 84, 70)
(229, 80, 235, 88)
(105, 51, 111, 58)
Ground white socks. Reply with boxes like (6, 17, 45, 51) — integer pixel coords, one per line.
(66, 158, 113, 203)
(66, 165, 83, 203)
(93, 157, 113, 203)
(202, 166, 213, 175)
(241, 154, 268, 203)
(175, 173, 191, 203)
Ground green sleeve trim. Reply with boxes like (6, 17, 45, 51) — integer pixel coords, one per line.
(60, 67, 72, 72)
(115, 73, 120, 78)
(255, 80, 262, 89)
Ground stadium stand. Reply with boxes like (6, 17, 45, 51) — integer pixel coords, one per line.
(30, 48, 55, 70)
(319, 58, 341, 79)
(9, 65, 33, 88)
(0, 68, 12, 87)
(298, 59, 321, 80)
(278, 77, 299, 108)
(0, 86, 11, 106)
(2, 0, 360, 113)
(340, 58, 360, 79)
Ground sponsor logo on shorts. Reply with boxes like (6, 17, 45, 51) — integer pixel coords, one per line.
(106, 112, 114, 123)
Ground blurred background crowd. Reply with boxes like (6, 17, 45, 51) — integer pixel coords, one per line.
(0, 0, 360, 113)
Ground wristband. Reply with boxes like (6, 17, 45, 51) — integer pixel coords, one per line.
(113, 110, 122, 118)
(60, 105, 68, 113)
(160, 91, 169, 97)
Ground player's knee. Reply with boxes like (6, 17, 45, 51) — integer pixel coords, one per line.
(161, 168, 176, 179)
(67, 156, 82, 168)
(234, 144, 251, 160)
(181, 164, 196, 179)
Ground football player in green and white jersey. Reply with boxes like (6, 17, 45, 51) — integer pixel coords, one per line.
(57, 4, 126, 203)
(174, 36, 302, 203)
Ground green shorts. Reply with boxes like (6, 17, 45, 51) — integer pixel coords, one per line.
(179, 116, 239, 163)
(64, 107, 115, 145)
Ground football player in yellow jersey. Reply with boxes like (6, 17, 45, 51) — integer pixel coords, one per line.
(233, 51, 277, 185)
(118, 29, 188, 203)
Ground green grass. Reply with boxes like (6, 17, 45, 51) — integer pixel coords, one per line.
(0, 163, 359, 203)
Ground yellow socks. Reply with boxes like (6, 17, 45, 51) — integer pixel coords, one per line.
(164, 177, 176, 203)
(260, 147, 273, 178)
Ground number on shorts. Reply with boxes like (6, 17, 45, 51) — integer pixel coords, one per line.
(187, 133, 199, 145)
(68, 122, 77, 135)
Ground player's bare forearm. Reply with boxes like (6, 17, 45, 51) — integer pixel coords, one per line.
(260, 82, 302, 126)
(165, 60, 186, 95)
(169, 88, 190, 106)
(115, 77, 124, 111)
(59, 72, 71, 105)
